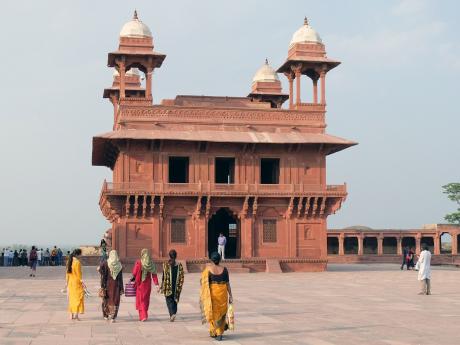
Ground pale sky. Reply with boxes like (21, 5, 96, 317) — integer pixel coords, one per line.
(0, 0, 459, 246)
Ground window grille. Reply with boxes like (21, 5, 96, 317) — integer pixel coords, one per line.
(263, 219, 277, 243)
(171, 219, 186, 243)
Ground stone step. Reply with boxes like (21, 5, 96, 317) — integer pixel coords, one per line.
(226, 267, 251, 273)
(266, 259, 282, 273)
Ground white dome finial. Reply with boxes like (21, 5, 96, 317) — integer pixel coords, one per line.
(252, 59, 279, 83)
(120, 10, 152, 38)
(289, 17, 322, 46)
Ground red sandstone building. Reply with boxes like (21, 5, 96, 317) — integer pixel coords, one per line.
(92, 13, 357, 271)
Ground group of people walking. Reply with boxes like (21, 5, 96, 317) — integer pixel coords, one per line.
(65, 248, 233, 340)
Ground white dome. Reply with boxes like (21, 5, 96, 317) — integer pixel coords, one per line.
(112, 68, 140, 77)
(252, 60, 279, 83)
(289, 18, 322, 46)
(119, 11, 152, 38)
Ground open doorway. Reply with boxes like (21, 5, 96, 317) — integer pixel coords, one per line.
(208, 208, 239, 259)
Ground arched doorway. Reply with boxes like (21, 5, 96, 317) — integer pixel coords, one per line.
(208, 208, 240, 259)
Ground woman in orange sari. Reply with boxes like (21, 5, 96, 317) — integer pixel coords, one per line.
(200, 252, 233, 341)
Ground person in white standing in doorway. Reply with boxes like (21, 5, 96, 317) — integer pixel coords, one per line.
(217, 233, 226, 260)
(417, 244, 432, 295)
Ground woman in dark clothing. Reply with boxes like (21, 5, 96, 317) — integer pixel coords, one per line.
(13, 250, 19, 266)
(99, 250, 124, 322)
(21, 250, 28, 267)
(160, 249, 185, 322)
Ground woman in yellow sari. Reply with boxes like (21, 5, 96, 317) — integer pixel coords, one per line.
(66, 249, 85, 320)
(200, 252, 233, 341)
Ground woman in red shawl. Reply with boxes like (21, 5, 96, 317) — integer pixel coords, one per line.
(131, 248, 159, 321)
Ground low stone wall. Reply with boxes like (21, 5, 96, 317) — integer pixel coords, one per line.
(76, 255, 460, 273)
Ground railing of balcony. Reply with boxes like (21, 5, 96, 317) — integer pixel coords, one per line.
(102, 181, 346, 195)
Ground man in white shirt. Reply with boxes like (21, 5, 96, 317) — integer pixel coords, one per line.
(217, 233, 227, 260)
(37, 249, 43, 266)
(417, 245, 432, 295)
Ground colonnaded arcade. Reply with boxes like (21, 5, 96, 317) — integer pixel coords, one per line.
(92, 13, 357, 271)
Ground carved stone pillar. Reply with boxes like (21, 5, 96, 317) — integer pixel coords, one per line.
(397, 237, 402, 255)
(358, 235, 364, 255)
(338, 233, 344, 255)
(241, 216, 254, 258)
(434, 234, 440, 255)
(119, 61, 126, 98)
(146, 67, 153, 100)
(377, 235, 383, 255)
(313, 78, 318, 103)
(452, 233, 458, 255)
(415, 233, 421, 255)
(285, 72, 294, 109)
(320, 70, 326, 104)
(295, 68, 301, 105)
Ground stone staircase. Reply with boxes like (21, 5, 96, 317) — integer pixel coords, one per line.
(222, 260, 251, 273)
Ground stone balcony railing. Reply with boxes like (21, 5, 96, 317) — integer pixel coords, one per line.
(100, 180, 346, 199)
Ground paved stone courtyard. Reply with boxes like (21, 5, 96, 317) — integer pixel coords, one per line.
(0, 264, 459, 345)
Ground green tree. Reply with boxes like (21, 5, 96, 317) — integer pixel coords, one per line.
(442, 183, 460, 224)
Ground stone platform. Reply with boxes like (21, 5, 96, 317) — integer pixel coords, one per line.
(0, 264, 459, 345)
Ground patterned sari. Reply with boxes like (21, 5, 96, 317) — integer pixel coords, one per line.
(200, 267, 229, 337)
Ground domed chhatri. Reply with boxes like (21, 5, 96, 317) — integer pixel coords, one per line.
(252, 59, 280, 83)
(289, 17, 322, 46)
(119, 10, 152, 38)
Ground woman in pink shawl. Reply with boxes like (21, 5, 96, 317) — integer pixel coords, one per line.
(131, 249, 159, 321)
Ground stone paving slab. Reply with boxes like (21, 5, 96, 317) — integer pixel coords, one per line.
(0, 264, 459, 344)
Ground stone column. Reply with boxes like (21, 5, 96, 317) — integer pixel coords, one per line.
(152, 213, 161, 258)
(119, 62, 126, 98)
(397, 237, 402, 255)
(358, 235, 364, 255)
(452, 233, 458, 255)
(295, 69, 301, 105)
(415, 233, 421, 255)
(240, 216, 254, 258)
(287, 74, 294, 109)
(320, 70, 326, 104)
(434, 234, 440, 255)
(313, 79, 318, 103)
(377, 235, 383, 255)
(146, 67, 153, 100)
(338, 233, 344, 255)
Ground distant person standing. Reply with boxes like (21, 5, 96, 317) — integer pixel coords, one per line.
(100, 239, 108, 261)
(37, 249, 42, 266)
(7, 248, 14, 266)
(29, 246, 38, 277)
(43, 249, 50, 266)
(57, 248, 63, 266)
(13, 250, 19, 266)
(21, 249, 28, 267)
(400, 246, 409, 270)
(0, 249, 4, 267)
(51, 246, 57, 266)
(217, 233, 227, 260)
(417, 245, 432, 295)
